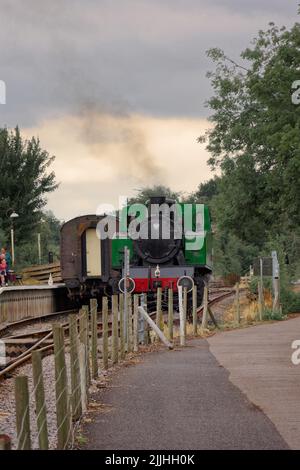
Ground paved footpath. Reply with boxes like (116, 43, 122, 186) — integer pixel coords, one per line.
(208, 317, 300, 449)
(83, 337, 288, 450)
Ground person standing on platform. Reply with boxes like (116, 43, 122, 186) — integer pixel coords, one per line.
(0, 254, 7, 287)
(1, 248, 11, 285)
(2, 247, 11, 270)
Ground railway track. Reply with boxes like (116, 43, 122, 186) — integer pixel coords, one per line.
(0, 309, 77, 379)
(0, 308, 77, 338)
(0, 288, 238, 380)
(0, 310, 122, 379)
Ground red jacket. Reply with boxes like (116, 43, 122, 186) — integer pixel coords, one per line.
(0, 260, 7, 271)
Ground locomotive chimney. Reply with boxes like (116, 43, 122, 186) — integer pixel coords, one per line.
(149, 196, 166, 205)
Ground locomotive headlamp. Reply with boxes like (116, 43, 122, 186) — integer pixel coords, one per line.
(177, 275, 194, 293)
(154, 265, 160, 278)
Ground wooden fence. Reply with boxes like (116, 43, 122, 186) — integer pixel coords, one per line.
(21, 262, 62, 285)
(2, 287, 204, 450)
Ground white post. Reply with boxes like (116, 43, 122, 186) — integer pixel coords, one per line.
(139, 293, 146, 344)
(235, 282, 240, 324)
(133, 294, 139, 352)
(123, 246, 130, 349)
(260, 257, 264, 309)
(178, 285, 185, 346)
(138, 306, 173, 349)
(272, 251, 280, 313)
(201, 285, 209, 329)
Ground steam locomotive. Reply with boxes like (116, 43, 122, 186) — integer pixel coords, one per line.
(60, 197, 213, 306)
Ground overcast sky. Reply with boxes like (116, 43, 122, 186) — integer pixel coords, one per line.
(0, 1, 298, 220)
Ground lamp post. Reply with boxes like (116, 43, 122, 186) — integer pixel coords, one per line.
(37, 217, 45, 265)
(37, 233, 41, 264)
(9, 211, 19, 267)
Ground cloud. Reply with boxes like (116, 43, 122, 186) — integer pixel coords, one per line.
(0, 0, 297, 127)
(22, 113, 212, 220)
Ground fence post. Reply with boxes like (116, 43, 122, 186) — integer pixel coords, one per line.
(156, 288, 163, 337)
(0, 435, 11, 450)
(127, 294, 133, 353)
(52, 324, 71, 450)
(183, 287, 187, 337)
(138, 306, 173, 349)
(69, 315, 82, 421)
(133, 294, 139, 352)
(235, 283, 240, 324)
(31, 351, 49, 449)
(102, 297, 109, 369)
(201, 285, 209, 330)
(15, 376, 31, 450)
(208, 307, 219, 328)
(79, 342, 87, 412)
(143, 294, 149, 345)
(273, 277, 280, 313)
(90, 298, 98, 379)
(192, 285, 197, 335)
(112, 295, 119, 364)
(168, 288, 173, 341)
(178, 285, 186, 346)
(119, 293, 125, 359)
(79, 308, 90, 392)
(82, 305, 91, 386)
(139, 293, 145, 344)
(258, 282, 263, 321)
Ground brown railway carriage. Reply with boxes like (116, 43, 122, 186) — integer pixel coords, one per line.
(60, 214, 118, 301)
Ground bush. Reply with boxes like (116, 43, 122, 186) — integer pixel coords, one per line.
(249, 276, 272, 294)
(249, 276, 300, 315)
(262, 307, 286, 321)
(280, 289, 300, 314)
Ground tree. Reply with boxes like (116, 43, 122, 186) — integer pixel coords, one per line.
(15, 211, 62, 267)
(40, 210, 62, 262)
(0, 127, 58, 248)
(200, 21, 300, 228)
(213, 231, 257, 277)
(185, 177, 220, 219)
(199, 17, 300, 279)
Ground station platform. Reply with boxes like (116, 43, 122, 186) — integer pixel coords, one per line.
(0, 283, 70, 325)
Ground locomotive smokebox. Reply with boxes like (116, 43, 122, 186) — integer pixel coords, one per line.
(134, 195, 181, 264)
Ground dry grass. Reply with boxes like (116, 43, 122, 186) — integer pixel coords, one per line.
(87, 402, 113, 413)
(222, 287, 274, 328)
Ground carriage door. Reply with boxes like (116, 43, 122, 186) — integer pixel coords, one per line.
(85, 228, 102, 276)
